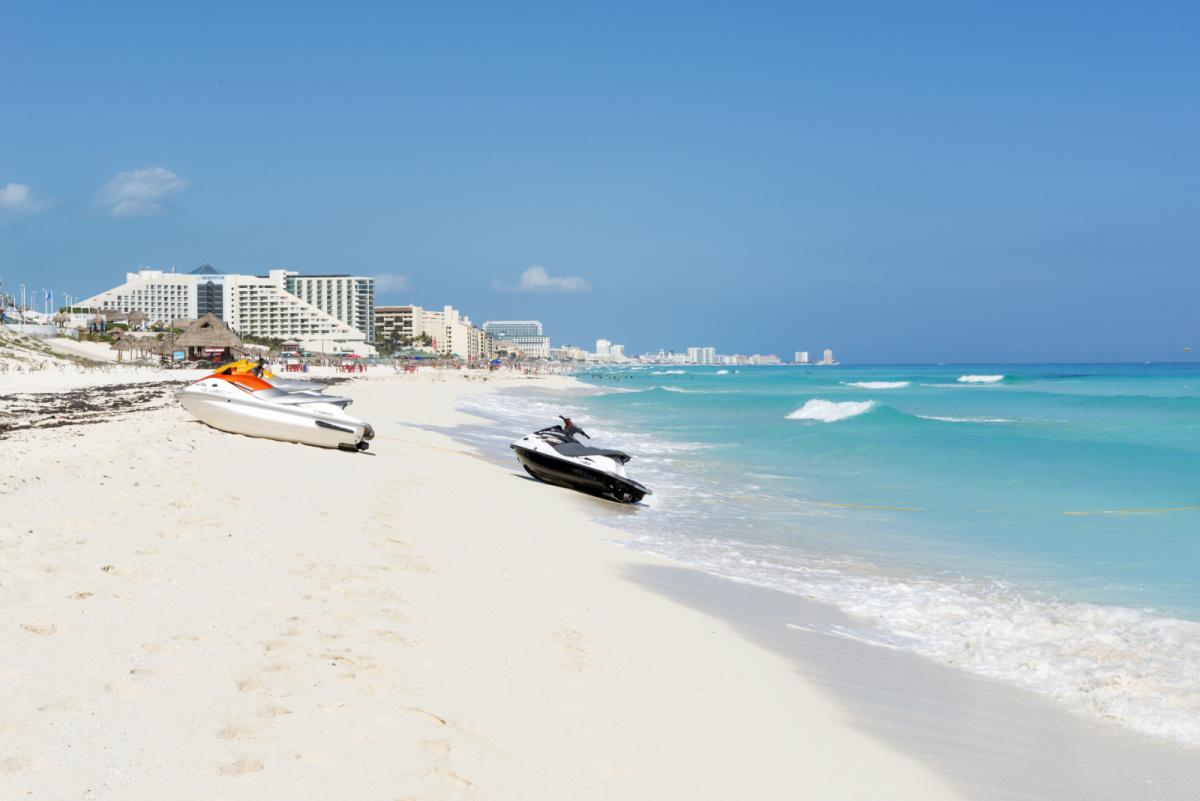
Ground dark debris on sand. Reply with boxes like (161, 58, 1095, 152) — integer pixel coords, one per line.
(0, 381, 188, 439)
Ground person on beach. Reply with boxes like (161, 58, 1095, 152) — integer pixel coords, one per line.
(251, 356, 266, 378)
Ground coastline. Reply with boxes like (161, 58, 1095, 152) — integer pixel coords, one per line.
(431, 377, 1200, 799)
(1, 367, 963, 799)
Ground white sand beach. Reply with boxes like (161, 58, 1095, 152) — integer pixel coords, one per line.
(0, 364, 968, 800)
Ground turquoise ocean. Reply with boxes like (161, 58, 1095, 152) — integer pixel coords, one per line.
(449, 364, 1200, 746)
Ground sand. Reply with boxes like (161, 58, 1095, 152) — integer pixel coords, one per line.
(0, 365, 970, 799)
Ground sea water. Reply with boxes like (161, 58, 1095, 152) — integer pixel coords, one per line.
(450, 364, 1200, 746)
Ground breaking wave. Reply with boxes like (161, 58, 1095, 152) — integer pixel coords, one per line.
(842, 381, 910, 389)
(786, 399, 876, 422)
(957, 375, 1006, 384)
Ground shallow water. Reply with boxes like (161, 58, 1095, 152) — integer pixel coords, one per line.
(445, 363, 1200, 747)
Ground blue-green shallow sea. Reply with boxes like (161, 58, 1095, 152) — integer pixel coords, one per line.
(450, 363, 1200, 746)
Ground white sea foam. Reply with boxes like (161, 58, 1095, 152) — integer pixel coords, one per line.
(841, 381, 909, 389)
(957, 375, 1006, 384)
(918, 415, 1016, 423)
(660, 387, 741, 394)
(618, 534, 1200, 748)
(651, 370, 686, 375)
(786, 399, 876, 422)
(716, 370, 728, 374)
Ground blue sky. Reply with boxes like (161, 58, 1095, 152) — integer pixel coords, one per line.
(2, 1, 1197, 362)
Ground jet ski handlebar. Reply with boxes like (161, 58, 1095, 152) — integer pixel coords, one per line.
(559, 415, 590, 439)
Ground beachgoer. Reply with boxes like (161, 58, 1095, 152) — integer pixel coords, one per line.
(251, 356, 266, 378)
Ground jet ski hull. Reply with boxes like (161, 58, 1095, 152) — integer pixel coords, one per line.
(176, 372, 374, 450)
(512, 445, 649, 504)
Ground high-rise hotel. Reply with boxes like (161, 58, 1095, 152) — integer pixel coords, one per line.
(77, 264, 376, 353)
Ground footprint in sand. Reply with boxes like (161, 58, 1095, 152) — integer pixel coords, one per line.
(20, 622, 56, 636)
(220, 757, 264, 775)
(0, 756, 36, 773)
(548, 628, 590, 672)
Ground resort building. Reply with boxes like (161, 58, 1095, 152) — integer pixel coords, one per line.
(482, 321, 551, 360)
(375, 306, 430, 343)
(550, 345, 588, 361)
(795, 351, 809, 364)
(376, 305, 494, 360)
(77, 264, 371, 354)
(281, 273, 375, 343)
(686, 347, 717, 365)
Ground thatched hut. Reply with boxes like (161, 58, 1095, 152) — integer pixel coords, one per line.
(89, 312, 107, 332)
(169, 318, 197, 332)
(52, 312, 69, 328)
(109, 335, 136, 362)
(174, 313, 242, 361)
(127, 310, 149, 330)
(102, 309, 127, 323)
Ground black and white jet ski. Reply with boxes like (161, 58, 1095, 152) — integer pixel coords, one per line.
(510, 416, 651, 504)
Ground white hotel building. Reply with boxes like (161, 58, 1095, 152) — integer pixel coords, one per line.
(78, 264, 375, 353)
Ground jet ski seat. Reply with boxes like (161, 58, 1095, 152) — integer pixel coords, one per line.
(551, 441, 633, 464)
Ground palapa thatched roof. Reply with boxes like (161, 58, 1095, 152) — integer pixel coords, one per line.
(52, 312, 69, 323)
(152, 320, 165, 329)
(90, 313, 106, 324)
(169, 318, 197, 330)
(102, 309, 127, 321)
(152, 338, 179, 356)
(174, 313, 242, 349)
(127, 310, 149, 323)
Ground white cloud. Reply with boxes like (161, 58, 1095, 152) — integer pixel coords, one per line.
(373, 273, 411, 293)
(0, 183, 51, 217)
(492, 265, 592, 293)
(95, 167, 189, 218)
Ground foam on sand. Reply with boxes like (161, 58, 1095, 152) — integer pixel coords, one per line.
(957, 375, 1006, 384)
(786, 399, 876, 422)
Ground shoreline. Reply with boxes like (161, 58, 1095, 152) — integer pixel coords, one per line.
(431, 377, 1200, 798)
(1, 366, 964, 799)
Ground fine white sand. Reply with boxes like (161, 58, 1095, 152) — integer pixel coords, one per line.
(0, 366, 965, 799)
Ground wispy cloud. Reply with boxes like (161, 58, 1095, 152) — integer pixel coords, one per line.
(0, 183, 51, 218)
(95, 167, 189, 218)
(373, 273, 411, 293)
(492, 265, 592, 293)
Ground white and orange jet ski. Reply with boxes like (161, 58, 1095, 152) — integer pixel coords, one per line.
(176, 364, 374, 451)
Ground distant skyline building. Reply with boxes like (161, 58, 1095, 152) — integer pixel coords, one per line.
(596, 338, 611, 356)
(686, 346, 716, 365)
(796, 351, 809, 364)
(823, 349, 834, 364)
(482, 320, 550, 359)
